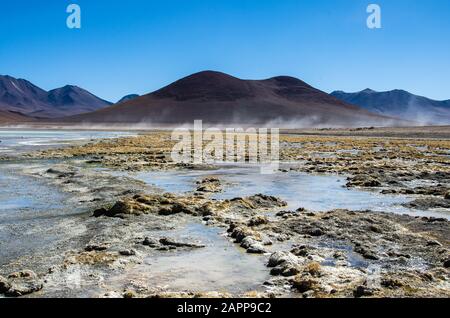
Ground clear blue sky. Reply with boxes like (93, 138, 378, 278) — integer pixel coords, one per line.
(1, 0, 449, 102)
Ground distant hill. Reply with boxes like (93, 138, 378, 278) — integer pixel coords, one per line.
(331, 89, 450, 125)
(117, 94, 140, 104)
(63, 71, 393, 127)
(0, 110, 35, 123)
(0, 75, 112, 118)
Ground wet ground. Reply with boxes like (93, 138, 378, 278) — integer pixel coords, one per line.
(0, 129, 449, 298)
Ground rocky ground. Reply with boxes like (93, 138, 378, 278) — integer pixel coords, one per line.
(0, 128, 449, 298)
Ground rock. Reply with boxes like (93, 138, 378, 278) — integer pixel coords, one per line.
(292, 276, 318, 293)
(368, 225, 383, 234)
(107, 200, 141, 217)
(381, 278, 403, 288)
(445, 191, 450, 200)
(246, 244, 267, 254)
(426, 240, 442, 247)
(268, 252, 298, 268)
(229, 226, 256, 243)
(248, 194, 287, 208)
(143, 237, 158, 247)
(353, 285, 375, 298)
(197, 203, 215, 216)
(354, 246, 379, 260)
(306, 228, 324, 237)
(443, 259, 450, 268)
(404, 198, 450, 210)
(119, 249, 136, 256)
(93, 208, 108, 217)
(232, 194, 287, 210)
(159, 238, 205, 249)
(248, 216, 269, 227)
(123, 290, 136, 298)
(85, 244, 108, 252)
(5, 270, 43, 297)
(346, 176, 381, 188)
(240, 237, 267, 254)
(276, 210, 297, 218)
(304, 262, 321, 277)
(196, 177, 221, 193)
(291, 245, 310, 257)
(158, 203, 191, 216)
(0, 275, 11, 294)
(281, 266, 301, 277)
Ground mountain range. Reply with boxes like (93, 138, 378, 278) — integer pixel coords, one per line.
(0, 75, 112, 119)
(1, 71, 448, 127)
(62, 71, 390, 127)
(331, 89, 450, 125)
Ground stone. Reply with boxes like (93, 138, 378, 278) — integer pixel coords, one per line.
(123, 290, 136, 298)
(119, 249, 136, 256)
(354, 246, 379, 260)
(443, 258, 450, 268)
(268, 252, 298, 268)
(292, 277, 318, 293)
(159, 238, 205, 249)
(93, 208, 108, 217)
(85, 244, 108, 252)
(6, 270, 43, 297)
(143, 237, 158, 247)
(353, 285, 375, 298)
(247, 216, 269, 227)
(304, 262, 321, 276)
(0, 275, 11, 294)
(107, 200, 138, 216)
(426, 240, 442, 247)
(306, 228, 324, 237)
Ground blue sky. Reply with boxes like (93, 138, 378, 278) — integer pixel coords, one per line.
(1, 0, 449, 102)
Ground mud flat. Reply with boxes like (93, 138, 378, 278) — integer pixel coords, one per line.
(0, 127, 449, 298)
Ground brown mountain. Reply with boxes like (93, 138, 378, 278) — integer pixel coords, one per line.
(0, 75, 112, 118)
(0, 110, 35, 123)
(64, 71, 393, 127)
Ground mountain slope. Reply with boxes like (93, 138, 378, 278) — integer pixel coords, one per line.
(0, 75, 49, 114)
(0, 75, 112, 118)
(331, 89, 450, 125)
(64, 71, 393, 127)
(0, 110, 35, 123)
(117, 94, 140, 103)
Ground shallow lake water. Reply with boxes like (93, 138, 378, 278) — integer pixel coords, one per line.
(128, 164, 450, 219)
(0, 130, 134, 266)
(0, 164, 80, 265)
(0, 131, 449, 296)
(105, 222, 270, 295)
(0, 130, 134, 154)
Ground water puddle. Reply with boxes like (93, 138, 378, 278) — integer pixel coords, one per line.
(122, 165, 446, 218)
(108, 222, 270, 294)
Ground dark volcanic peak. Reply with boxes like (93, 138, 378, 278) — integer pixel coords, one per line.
(153, 70, 253, 101)
(64, 70, 394, 127)
(266, 75, 312, 88)
(0, 75, 111, 118)
(331, 88, 450, 125)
